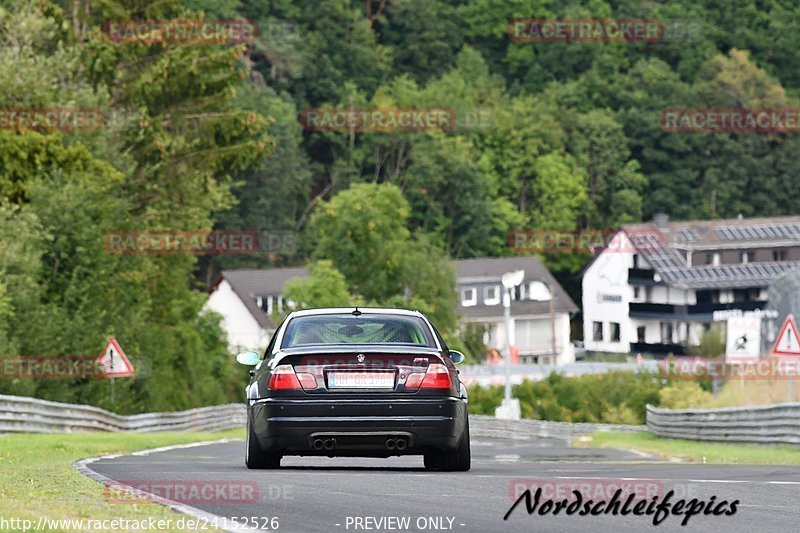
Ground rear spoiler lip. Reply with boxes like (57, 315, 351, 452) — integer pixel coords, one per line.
(269, 345, 444, 367)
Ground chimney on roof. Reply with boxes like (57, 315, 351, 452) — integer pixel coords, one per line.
(653, 213, 669, 229)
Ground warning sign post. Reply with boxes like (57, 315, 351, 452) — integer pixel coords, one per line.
(96, 337, 134, 403)
(771, 315, 800, 356)
(97, 337, 135, 377)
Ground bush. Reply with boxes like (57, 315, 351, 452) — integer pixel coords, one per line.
(466, 384, 504, 415)
(467, 371, 665, 424)
(658, 381, 712, 409)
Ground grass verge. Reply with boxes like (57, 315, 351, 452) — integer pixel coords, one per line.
(575, 430, 800, 464)
(0, 428, 245, 532)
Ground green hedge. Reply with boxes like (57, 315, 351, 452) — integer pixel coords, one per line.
(467, 371, 664, 424)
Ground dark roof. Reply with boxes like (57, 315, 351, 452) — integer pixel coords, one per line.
(625, 215, 800, 249)
(216, 267, 307, 328)
(621, 215, 800, 289)
(215, 257, 577, 327)
(453, 256, 578, 317)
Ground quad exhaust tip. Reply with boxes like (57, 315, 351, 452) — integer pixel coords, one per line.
(386, 438, 407, 451)
(312, 438, 337, 451)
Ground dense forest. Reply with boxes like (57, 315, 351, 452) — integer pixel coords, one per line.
(1, 0, 799, 411)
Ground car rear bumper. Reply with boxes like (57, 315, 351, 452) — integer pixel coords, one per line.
(248, 396, 468, 456)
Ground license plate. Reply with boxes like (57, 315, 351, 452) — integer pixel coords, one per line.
(328, 372, 395, 389)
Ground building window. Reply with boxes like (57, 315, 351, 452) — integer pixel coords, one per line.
(637, 326, 646, 343)
(610, 322, 621, 342)
(773, 250, 787, 262)
(705, 253, 720, 266)
(259, 296, 274, 315)
(660, 322, 673, 344)
(461, 288, 477, 307)
(633, 286, 640, 299)
(593, 321, 604, 342)
(740, 251, 749, 264)
(483, 285, 500, 305)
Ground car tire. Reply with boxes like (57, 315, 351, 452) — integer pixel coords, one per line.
(423, 450, 443, 470)
(424, 415, 471, 472)
(245, 411, 281, 469)
(441, 415, 470, 471)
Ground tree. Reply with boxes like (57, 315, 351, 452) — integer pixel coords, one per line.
(309, 183, 456, 331)
(569, 110, 647, 227)
(282, 260, 352, 311)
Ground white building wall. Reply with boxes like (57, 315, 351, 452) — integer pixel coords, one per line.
(466, 312, 573, 365)
(204, 279, 270, 353)
(582, 233, 634, 353)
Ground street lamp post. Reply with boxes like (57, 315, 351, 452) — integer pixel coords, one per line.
(502, 286, 512, 404)
(495, 269, 524, 420)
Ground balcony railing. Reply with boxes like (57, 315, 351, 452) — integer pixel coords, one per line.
(628, 268, 656, 281)
(629, 302, 676, 314)
(686, 301, 764, 314)
(630, 342, 687, 357)
(630, 300, 766, 318)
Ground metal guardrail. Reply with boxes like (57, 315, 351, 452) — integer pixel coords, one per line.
(0, 394, 245, 434)
(646, 402, 800, 445)
(471, 415, 645, 439)
(0, 394, 645, 436)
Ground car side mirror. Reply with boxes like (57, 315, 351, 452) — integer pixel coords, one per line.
(449, 350, 465, 365)
(236, 350, 261, 366)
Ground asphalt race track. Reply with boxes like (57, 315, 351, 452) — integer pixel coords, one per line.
(86, 433, 800, 533)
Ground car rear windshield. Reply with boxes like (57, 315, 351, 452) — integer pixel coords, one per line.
(281, 314, 436, 349)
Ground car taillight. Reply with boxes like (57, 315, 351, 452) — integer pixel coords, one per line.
(268, 365, 317, 390)
(406, 363, 452, 389)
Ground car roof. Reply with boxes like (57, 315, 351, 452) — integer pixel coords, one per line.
(285, 307, 425, 319)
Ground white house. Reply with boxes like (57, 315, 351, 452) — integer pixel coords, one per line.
(453, 257, 578, 365)
(205, 257, 577, 365)
(205, 267, 307, 352)
(582, 214, 800, 356)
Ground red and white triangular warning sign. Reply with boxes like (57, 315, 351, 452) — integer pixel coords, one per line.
(97, 337, 135, 377)
(771, 315, 800, 355)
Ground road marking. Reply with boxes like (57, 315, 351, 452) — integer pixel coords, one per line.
(130, 438, 240, 456)
(74, 438, 265, 533)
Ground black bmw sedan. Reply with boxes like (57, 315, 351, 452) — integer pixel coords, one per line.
(236, 307, 470, 471)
